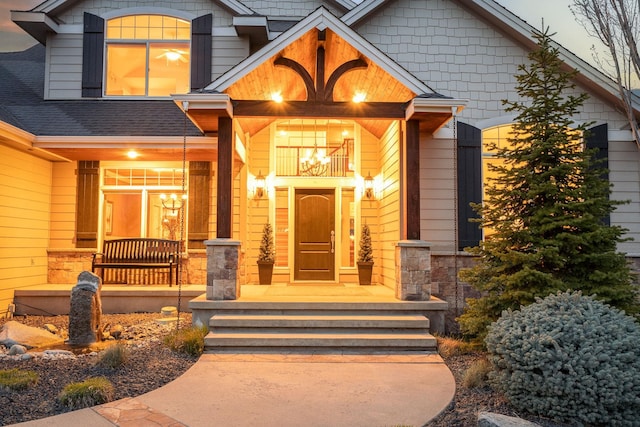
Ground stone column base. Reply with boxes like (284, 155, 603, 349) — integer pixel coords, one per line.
(395, 240, 431, 301)
(205, 239, 241, 300)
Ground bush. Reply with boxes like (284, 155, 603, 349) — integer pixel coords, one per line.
(163, 324, 208, 357)
(96, 343, 129, 369)
(0, 369, 38, 392)
(58, 377, 114, 409)
(485, 291, 640, 425)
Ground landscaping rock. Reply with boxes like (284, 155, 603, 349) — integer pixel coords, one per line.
(478, 412, 541, 427)
(8, 344, 27, 355)
(0, 321, 64, 349)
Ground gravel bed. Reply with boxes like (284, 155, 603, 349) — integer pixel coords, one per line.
(0, 313, 197, 426)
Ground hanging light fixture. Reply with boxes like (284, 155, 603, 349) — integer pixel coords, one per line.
(300, 120, 330, 176)
(364, 172, 375, 199)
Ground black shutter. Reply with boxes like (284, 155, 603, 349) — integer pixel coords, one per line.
(82, 13, 104, 98)
(188, 162, 211, 249)
(457, 122, 483, 250)
(76, 161, 100, 248)
(191, 14, 212, 91)
(586, 123, 610, 225)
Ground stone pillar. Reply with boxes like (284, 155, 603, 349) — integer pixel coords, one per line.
(68, 271, 102, 346)
(205, 239, 241, 300)
(395, 240, 431, 301)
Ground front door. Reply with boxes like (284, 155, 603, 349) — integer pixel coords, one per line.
(295, 189, 335, 281)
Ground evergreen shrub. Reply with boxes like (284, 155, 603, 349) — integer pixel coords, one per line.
(485, 291, 640, 425)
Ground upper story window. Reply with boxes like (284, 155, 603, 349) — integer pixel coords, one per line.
(105, 15, 191, 97)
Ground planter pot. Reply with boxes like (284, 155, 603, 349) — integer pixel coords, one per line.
(257, 261, 274, 285)
(357, 261, 374, 285)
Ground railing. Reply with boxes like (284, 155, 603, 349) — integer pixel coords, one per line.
(275, 139, 354, 177)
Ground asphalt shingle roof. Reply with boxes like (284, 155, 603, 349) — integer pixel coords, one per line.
(0, 45, 202, 137)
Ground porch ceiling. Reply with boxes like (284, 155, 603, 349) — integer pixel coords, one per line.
(184, 28, 457, 139)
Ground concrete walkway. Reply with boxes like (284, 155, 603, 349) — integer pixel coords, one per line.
(11, 352, 455, 427)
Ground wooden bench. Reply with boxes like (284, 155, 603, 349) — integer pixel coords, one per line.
(92, 238, 180, 287)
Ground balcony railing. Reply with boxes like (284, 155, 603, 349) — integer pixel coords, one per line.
(275, 139, 354, 177)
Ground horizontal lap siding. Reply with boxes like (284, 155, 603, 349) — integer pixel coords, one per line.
(212, 37, 250, 80)
(420, 136, 456, 252)
(378, 121, 400, 287)
(47, 34, 83, 99)
(49, 162, 77, 248)
(0, 146, 53, 314)
(609, 139, 640, 254)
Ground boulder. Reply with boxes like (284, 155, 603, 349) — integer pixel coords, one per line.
(0, 321, 64, 349)
(478, 412, 541, 427)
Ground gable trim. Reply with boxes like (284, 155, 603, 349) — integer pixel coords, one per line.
(341, 0, 392, 27)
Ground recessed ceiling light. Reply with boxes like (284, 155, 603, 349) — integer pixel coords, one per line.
(127, 150, 139, 159)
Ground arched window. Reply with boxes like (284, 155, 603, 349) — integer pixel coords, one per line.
(105, 15, 190, 97)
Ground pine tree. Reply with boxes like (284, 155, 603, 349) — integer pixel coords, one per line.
(458, 28, 637, 342)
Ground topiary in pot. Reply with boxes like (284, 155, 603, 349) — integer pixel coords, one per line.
(485, 290, 640, 426)
(357, 224, 373, 285)
(257, 223, 275, 285)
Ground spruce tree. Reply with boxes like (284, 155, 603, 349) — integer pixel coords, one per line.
(458, 28, 637, 342)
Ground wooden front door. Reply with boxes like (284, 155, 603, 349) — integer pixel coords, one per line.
(295, 189, 335, 281)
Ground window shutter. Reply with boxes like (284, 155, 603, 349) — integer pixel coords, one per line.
(586, 123, 610, 225)
(76, 161, 100, 248)
(188, 162, 211, 248)
(191, 14, 212, 91)
(82, 13, 104, 98)
(457, 122, 482, 250)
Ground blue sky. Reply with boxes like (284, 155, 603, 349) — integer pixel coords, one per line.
(0, 0, 598, 65)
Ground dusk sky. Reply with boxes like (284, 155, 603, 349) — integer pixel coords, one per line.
(0, 0, 602, 69)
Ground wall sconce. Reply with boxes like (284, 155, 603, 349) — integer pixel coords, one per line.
(255, 171, 266, 198)
(364, 172, 374, 200)
(160, 193, 187, 240)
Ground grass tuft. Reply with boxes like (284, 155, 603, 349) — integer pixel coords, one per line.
(462, 357, 492, 388)
(163, 324, 208, 357)
(58, 377, 114, 409)
(436, 336, 478, 359)
(0, 369, 39, 392)
(96, 343, 129, 369)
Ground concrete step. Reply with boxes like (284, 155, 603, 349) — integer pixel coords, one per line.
(204, 332, 437, 351)
(210, 314, 430, 331)
(204, 312, 437, 353)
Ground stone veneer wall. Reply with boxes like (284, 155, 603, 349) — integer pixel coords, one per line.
(432, 253, 640, 334)
(47, 249, 207, 286)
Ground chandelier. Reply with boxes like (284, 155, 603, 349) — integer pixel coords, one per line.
(300, 142, 330, 176)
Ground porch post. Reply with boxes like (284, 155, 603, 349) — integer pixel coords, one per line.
(406, 119, 420, 240)
(395, 119, 431, 301)
(217, 116, 233, 238)
(205, 116, 240, 300)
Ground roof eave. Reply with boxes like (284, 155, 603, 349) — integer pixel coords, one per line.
(11, 11, 60, 45)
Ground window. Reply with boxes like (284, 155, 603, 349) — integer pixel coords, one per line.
(102, 165, 188, 242)
(105, 15, 190, 97)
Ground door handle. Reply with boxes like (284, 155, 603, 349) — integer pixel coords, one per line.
(331, 230, 335, 253)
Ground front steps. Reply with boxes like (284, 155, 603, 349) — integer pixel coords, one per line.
(202, 304, 440, 353)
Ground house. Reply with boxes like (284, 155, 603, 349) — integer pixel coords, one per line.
(1, 0, 638, 332)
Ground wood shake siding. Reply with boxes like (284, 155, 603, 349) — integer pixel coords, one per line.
(0, 146, 53, 311)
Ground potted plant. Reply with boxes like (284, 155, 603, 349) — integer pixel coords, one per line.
(257, 223, 275, 285)
(357, 224, 374, 285)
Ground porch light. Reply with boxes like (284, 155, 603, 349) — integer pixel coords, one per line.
(127, 150, 139, 159)
(353, 91, 366, 103)
(364, 172, 374, 199)
(255, 170, 266, 198)
(272, 92, 283, 103)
